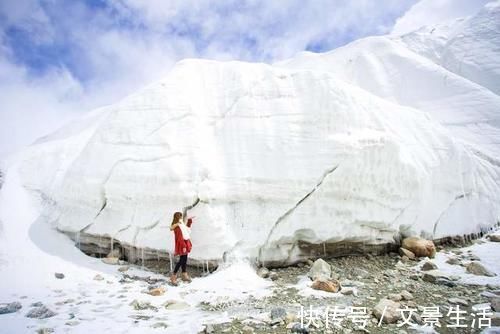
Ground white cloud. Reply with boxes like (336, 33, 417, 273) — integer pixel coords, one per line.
(391, 0, 491, 35)
(0, 0, 416, 159)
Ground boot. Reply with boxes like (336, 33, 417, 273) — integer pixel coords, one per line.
(170, 273, 178, 286)
(181, 272, 192, 282)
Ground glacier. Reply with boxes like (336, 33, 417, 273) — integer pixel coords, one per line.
(3, 1, 500, 267)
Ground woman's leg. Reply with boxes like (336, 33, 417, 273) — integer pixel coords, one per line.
(181, 255, 188, 273)
(173, 256, 183, 274)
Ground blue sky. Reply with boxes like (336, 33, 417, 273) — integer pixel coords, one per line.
(0, 0, 489, 158)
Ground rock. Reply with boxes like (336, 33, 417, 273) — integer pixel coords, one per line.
(0, 302, 22, 314)
(291, 323, 310, 333)
(472, 303, 492, 312)
(164, 300, 190, 310)
(399, 247, 416, 260)
(151, 322, 168, 329)
(488, 234, 500, 242)
(129, 299, 156, 311)
(467, 261, 496, 277)
(422, 270, 446, 282)
(373, 298, 401, 324)
(118, 266, 129, 272)
(307, 258, 331, 280)
(270, 307, 287, 323)
(446, 257, 460, 265)
(341, 287, 356, 296)
(204, 324, 215, 333)
(490, 313, 500, 327)
(30, 302, 43, 307)
(26, 305, 56, 319)
(400, 290, 414, 301)
(448, 298, 468, 306)
(54, 272, 65, 279)
(65, 321, 80, 326)
(401, 237, 436, 258)
(421, 261, 438, 271)
(491, 298, 500, 312)
(269, 271, 279, 281)
(311, 278, 341, 293)
(36, 328, 54, 334)
(388, 293, 403, 302)
(257, 267, 269, 278)
(242, 325, 254, 334)
(147, 287, 166, 296)
(93, 274, 104, 281)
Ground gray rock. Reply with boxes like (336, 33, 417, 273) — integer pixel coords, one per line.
(269, 271, 279, 281)
(204, 324, 215, 333)
(30, 302, 43, 307)
(422, 270, 450, 283)
(448, 298, 468, 306)
(54, 272, 65, 279)
(466, 261, 496, 277)
(421, 261, 438, 271)
(472, 303, 492, 312)
(129, 299, 157, 311)
(446, 257, 460, 265)
(291, 323, 309, 333)
(257, 267, 269, 278)
(400, 290, 414, 301)
(26, 305, 56, 319)
(0, 302, 22, 314)
(488, 234, 500, 242)
(93, 274, 104, 281)
(307, 258, 331, 280)
(399, 247, 416, 260)
(373, 298, 401, 324)
(270, 307, 287, 322)
(242, 325, 254, 334)
(151, 322, 168, 329)
(36, 328, 54, 334)
(491, 298, 500, 312)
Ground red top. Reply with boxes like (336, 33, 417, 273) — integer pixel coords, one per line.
(173, 218, 193, 256)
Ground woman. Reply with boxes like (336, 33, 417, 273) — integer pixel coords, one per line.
(170, 211, 194, 285)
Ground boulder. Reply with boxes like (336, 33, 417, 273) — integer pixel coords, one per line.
(372, 298, 401, 324)
(307, 258, 331, 280)
(488, 234, 500, 242)
(491, 298, 500, 312)
(54, 273, 64, 279)
(402, 237, 436, 258)
(257, 267, 269, 278)
(421, 261, 438, 271)
(0, 302, 22, 314)
(466, 261, 496, 277)
(399, 247, 416, 260)
(311, 278, 341, 293)
(25, 305, 56, 319)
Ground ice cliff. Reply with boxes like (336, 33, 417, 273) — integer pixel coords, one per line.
(7, 1, 500, 265)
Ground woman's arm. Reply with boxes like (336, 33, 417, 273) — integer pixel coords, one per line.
(170, 223, 179, 231)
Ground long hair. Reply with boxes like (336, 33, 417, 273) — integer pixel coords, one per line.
(171, 211, 182, 226)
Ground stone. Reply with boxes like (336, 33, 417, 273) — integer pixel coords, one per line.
(400, 290, 414, 301)
(466, 261, 496, 277)
(204, 324, 215, 333)
(129, 300, 156, 311)
(446, 257, 460, 265)
(341, 287, 356, 296)
(491, 298, 500, 312)
(448, 298, 468, 306)
(257, 267, 269, 278)
(490, 313, 500, 327)
(401, 237, 436, 258)
(147, 287, 166, 296)
(118, 266, 129, 272)
(0, 302, 22, 314)
(488, 234, 500, 242)
(421, 261, 438, 271)
(311, 278, 341, 293)
(472, 303, 492, 312)
(307, 258, 331, 280)
(54, 272, 64, 279)
(269, 271, 279, 281)
(270, 307, 287, 322)
(65, 321, 80, 326)
(373, 298, 401, 324)
(399, 247, 416, 260)
(102, 257, 119, 265)
(36, 329, 54, 334)
(25, 305, 56, 319)
(242, 325, 254, 334)
(164, 300, 190, 310)
(291, 323, 310, 333)
(93, 274, 104, 281)
(151, 322, 168, 329)
(388, 293, 403, 302)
